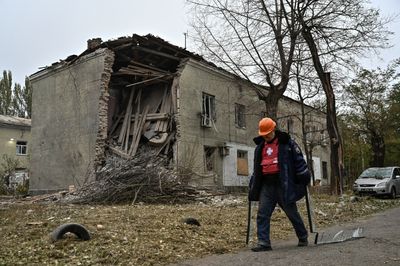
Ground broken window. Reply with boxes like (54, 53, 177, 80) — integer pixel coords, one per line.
(204, 146, 216, 172)
(235, 103, 246, 128)
(16, 141, 27, 156)
(237, 150, 249, 175)
(202, 93, 216, 127)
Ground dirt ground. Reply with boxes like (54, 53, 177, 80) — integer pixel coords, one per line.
(1, 193, 399, 265)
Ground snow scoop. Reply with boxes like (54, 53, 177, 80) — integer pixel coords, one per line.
(305, 185, 365, 245)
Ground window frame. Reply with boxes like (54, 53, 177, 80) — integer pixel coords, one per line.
(16, 141, 28, 156)
(237, 150, 249, 176)
(234, 103, 246, 129)
(202, 92, 216, 127)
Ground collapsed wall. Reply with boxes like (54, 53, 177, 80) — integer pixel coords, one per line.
(72, 36, 200, 203)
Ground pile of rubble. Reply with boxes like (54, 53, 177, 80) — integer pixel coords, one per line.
(69, 145, 199, 204)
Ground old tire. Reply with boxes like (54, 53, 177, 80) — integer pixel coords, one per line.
(50, 223, 91, 242)
(183, 217, 201, 226)
(390, 187, 396, 199)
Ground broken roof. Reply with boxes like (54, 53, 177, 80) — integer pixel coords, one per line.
(30, 33, 324, 115)
(0, 115, 31, 129)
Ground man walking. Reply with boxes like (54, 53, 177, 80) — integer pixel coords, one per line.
(249, 117, 311, 252)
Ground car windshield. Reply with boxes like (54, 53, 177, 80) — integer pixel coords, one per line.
(360, 168, 392, 179)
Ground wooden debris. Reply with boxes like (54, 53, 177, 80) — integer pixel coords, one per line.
(118, 89, 135, 144)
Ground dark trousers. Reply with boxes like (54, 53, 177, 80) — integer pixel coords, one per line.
(256, 181, 308, 247)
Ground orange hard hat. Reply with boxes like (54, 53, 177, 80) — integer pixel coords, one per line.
(258, 117, 276, 136)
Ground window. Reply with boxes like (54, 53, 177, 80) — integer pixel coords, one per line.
(204, 146, 216, 172)
(287, 118, 294, 135)
(202, 93, 216, 127)
(237, 150, 249, 175)
(16, 141, 28, 156)
(319, 130, 328, 146)
(235, 103, 246, 128)
(305, 125, 317, 143)
(322, 161, 328, 180)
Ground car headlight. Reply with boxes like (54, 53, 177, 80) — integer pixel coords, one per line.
(376, 182, 387, 187)
(353, 182, 358, 187)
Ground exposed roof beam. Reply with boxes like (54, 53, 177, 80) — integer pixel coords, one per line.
(132, 46, 181, 61)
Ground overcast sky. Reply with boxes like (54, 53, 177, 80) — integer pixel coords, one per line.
(0, 0, 399, 86)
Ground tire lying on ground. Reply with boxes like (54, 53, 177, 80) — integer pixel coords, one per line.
(50, 223, 91, 242)
(183, 217, 201, 226)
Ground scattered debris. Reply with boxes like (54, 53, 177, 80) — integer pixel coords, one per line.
(350, 196, 359, 202)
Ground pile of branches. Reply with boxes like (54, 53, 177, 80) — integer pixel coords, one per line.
(69, 146, 200, 204)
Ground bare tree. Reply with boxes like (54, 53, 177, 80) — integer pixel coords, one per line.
(294, 0, 392, 194)
(188, 0, 392, 194)
(187, 0, 302, 120)
(291, 51, 325, 184)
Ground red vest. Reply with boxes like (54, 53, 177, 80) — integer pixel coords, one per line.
(261, 138, 279, 174)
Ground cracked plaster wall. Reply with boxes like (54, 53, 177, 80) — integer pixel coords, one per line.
(29, 49, 114, 193)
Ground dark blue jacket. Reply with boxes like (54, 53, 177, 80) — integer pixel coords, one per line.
(248, 130, 311, 203)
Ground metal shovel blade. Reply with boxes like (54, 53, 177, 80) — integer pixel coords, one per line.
(315, 227, 365, 245)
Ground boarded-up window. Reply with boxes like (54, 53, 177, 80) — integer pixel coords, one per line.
(204, 146, 216, 172)
(235, 103, 246, 128)
(237, 150, 249, 175)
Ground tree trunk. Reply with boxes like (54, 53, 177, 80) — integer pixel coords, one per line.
(370, 132, 385, 167)
(301, 27, 344, 195)
(260, 85, 285, 121)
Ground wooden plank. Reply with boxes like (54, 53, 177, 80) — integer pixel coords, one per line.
(129, 105, 149, 157)
(132, 46, 181, 61)
(155, 86, 168, 132)
(132, 113, 168, 121)
(123, 106, 133, 152)
(126, 74, 171, 88)
(156, 133, 174, 156)
(109, 110, 125, 137)
(109, 146, 130, 160)
(128, 60, 170, 74)
(129, 89, 142, 145)
(118, 89, 135, 144)
(116, 113, 168, 121)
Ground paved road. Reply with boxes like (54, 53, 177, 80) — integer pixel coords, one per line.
(173, 207, 400, 266)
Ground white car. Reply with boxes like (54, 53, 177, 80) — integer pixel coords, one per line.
(353, 167, 400, 199)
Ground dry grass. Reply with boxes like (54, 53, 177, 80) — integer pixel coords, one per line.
(1, 193, 399, 265)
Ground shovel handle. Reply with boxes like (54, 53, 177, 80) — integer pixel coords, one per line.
(305, 186, 315, 233)
(246, 200, 252, 245)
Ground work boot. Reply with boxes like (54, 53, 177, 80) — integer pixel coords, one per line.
(298, 238, 308, 247)
(251, 245, 272, 252)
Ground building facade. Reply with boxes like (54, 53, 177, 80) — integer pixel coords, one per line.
(0, 115, 31, 187)
(29, 34, 330, 193)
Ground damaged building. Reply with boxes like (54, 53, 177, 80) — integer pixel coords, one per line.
(29, 34, 330, 194)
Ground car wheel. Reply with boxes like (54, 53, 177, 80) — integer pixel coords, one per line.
(390, 187, 396, 199)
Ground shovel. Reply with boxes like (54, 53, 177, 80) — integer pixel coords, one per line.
(246, 200, 255, 246)
(305, 185, 364, 245)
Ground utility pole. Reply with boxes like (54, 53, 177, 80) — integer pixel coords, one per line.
(183, 32, 188, 49)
